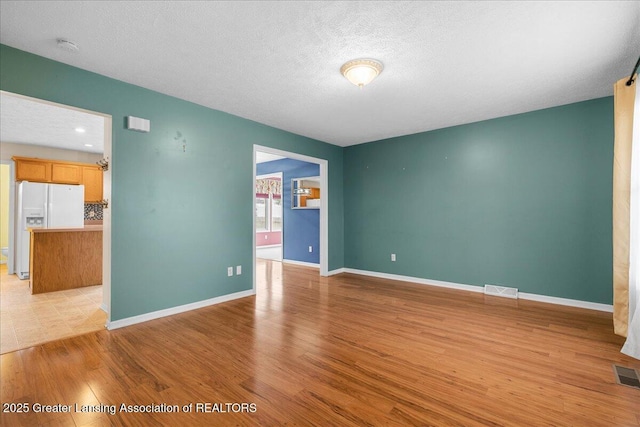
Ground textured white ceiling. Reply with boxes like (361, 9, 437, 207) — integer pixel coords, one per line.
(0, 1, 638, 147)
(0, 92, 105, 153)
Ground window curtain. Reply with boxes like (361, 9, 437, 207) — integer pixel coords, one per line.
(256, 178, 282, 197)
(614, 74, 640, 360)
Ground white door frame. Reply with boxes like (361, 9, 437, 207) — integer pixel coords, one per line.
(253, 145, 329, 291)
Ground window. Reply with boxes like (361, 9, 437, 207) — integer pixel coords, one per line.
(271, 197, 282, 231)
(255, 175, 282, 233)
(255, 197, 268, 231)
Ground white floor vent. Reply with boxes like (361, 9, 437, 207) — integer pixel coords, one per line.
(484, 284, 518, 299)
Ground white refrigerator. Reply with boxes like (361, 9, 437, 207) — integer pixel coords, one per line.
(15, 182, 85, 279)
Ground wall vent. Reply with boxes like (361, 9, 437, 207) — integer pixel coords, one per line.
(484, 284, 518, 299)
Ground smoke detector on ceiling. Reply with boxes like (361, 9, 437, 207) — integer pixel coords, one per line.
(56, 38, 79, 53)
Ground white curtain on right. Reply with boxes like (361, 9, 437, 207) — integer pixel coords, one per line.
(621, 79, 640, 359)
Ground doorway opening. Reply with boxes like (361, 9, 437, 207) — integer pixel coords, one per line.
(253, 145, 329, 291)
(0, 90, 112, 353)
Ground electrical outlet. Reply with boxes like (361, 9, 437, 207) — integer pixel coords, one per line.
(309, 246, 313, 253)
(264, 235, 268, 240)
(236, 265, 242, 275)
(391, 253, 396, 262)
(227, 267, 233, 277)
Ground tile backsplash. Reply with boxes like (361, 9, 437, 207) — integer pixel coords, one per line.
(84, 203, 103, 220)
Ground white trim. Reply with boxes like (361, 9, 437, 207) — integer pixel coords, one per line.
(518, 292, 613, 312)
(106, 289, 255, 330)
(343, 268, 483, 293)
(319, 161, 328, 276)
(102, 115, 112, 322)
(100, 303, 108, 313)
(252, 149, 257, 293)
(282, 259, 320, 268)
(328, 267, 346, 276)
(341, 268, 613, 313)
(254, 145, 326, 169)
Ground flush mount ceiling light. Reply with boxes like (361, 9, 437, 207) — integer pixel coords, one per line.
(57, 38, 79, 53)
(340, 59, 383, 88)
(75, 127, 85, 133)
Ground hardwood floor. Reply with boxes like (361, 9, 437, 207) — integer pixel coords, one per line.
(1, 260, 639, 426)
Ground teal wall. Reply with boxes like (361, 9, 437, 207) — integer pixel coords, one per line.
(344, 98, 613, 304)
(0, 44, 344, 320)
(1, 43, 615, 312)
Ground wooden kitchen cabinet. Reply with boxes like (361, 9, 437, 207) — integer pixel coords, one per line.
(82, 165, 103, 202)
(29, 226, 103, 294)
(14, 157, 52, 182)
(13, 156, 103, 202)
(51, 162, 82, 184)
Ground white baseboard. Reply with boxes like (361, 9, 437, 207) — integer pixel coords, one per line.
(99, 303, 108, 313)
(518, 292, 613, 313)
(282, 259, 320, 268)
(343, 268, 483, 293)
(328, 267, 346, 276)
(340, 268, 613, 313)
(107, 289, 255, 330)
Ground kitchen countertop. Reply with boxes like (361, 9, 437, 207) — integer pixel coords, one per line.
(30, 225, 103, 233)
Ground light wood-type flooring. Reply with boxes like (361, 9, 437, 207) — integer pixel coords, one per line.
(1, 260, 639, 426)
(0, 264, 106, 354)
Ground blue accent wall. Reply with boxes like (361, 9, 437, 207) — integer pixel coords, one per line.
(257, 158, 320, 264)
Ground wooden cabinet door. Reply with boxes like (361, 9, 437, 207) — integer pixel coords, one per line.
(51, 163, 82, 184)
(15, 158, 51, 182)
(82, 166, 103, 202)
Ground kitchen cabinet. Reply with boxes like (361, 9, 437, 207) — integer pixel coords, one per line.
(14, 157, 51, 182)
(51, 162, 82, 184)
(29, 226, 103, 294)
(13, 156, 103, 202)
(82, 165, 103, 202)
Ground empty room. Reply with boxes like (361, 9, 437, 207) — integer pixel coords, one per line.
(1, 2, 639, 426)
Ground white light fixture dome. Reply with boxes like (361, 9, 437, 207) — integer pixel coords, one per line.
(340, 59, 383, 88)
